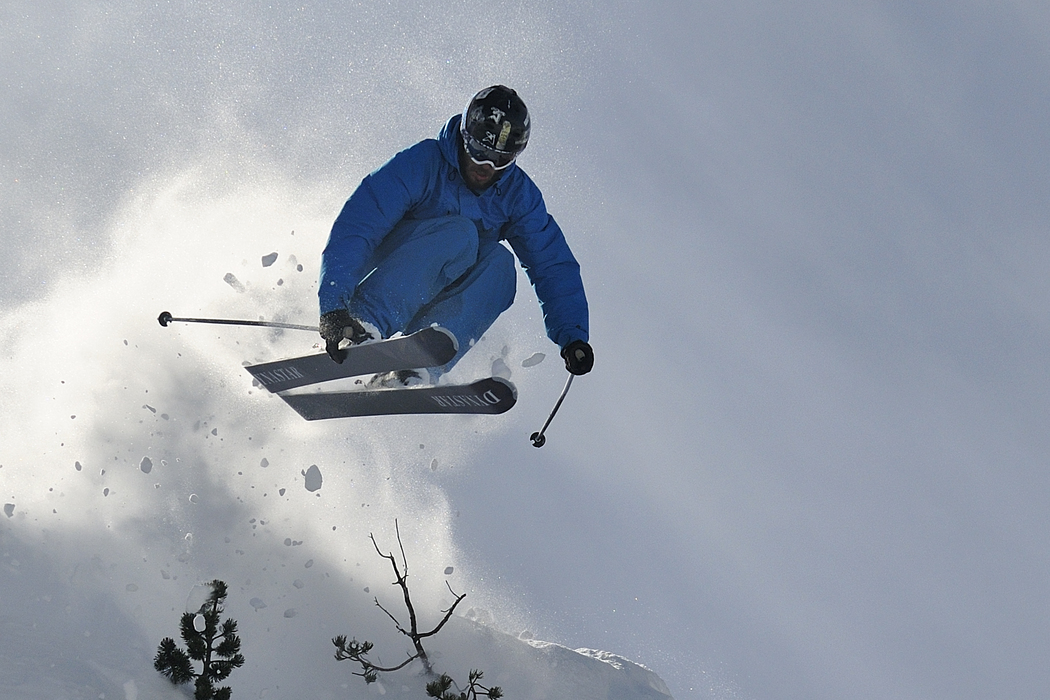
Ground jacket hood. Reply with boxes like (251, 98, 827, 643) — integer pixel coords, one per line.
(437, 114, 463, 169)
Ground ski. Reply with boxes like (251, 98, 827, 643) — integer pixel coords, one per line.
(278, 377, 517, 420)
(244, 327, 457, 393)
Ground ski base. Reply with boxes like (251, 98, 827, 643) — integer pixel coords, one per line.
(279, 377, 517, 420)
(244, 326, 457, 393)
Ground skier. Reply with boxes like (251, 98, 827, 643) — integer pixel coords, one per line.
(318, 85, 594, 386)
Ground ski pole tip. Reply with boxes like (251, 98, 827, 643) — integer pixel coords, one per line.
(157, 311, 173, 327)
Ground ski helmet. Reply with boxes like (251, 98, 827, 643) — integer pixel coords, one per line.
(460, 85, 530, 170)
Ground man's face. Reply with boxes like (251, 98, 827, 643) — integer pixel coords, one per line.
(459, 145, 502, 192)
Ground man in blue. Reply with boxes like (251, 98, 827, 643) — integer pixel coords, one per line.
(318, 85, 594, 386)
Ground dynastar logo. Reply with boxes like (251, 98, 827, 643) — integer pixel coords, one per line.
(253, 366, 306, 386)
(429, 390, 502, 409)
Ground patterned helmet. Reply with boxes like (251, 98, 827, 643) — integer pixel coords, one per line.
(460, 85, 530, 170)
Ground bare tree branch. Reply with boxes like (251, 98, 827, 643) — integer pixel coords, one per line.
(419, 584, 468, 639)
(374, 597, 409, 636)
(354, 654, 420, 674)
(337, 521, 491, 687)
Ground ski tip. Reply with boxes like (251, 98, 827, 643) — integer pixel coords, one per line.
(426, 325, 460, 353)
(488, 376, 518, 401)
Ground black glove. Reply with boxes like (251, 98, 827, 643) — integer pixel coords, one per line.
(319, 309, 372, 364)
(561, 340, 594, 375)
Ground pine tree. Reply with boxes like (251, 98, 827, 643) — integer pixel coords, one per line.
(155, 579, 246, 700)
(426, 671, 504, 700)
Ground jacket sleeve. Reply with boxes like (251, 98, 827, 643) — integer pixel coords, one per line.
(318, 144, 436, 314)
(502, 181, 589, 349)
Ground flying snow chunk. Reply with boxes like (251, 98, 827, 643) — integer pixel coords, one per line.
(302, 465, 322, 492)
(491, 357, 511, 380)
(193, 614, 206, 632)
(140, 457, 153, 474)
(444, 567, 454, 575)
(3, 503, 14, 518)
(223, 273, 246, 292)
(283, 609, 297, 618)
(522, 353, 545, 368)
(250, 598, 267, 611)
(185, 582, 213, 611)
(261, 252, 279, 267)
(260, 458, 269, 468)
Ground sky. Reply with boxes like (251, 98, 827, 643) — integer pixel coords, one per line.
(3, 1, 1050, 699)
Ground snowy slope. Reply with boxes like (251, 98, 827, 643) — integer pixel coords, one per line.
(1, 519, 672, 700)
(1, 542, 672, 700)
(1, 500, 673, 700)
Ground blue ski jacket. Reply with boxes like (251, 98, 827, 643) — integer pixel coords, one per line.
(319, 114, 589, 349)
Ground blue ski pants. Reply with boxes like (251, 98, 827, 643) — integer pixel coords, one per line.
(347, 215, 517, 370)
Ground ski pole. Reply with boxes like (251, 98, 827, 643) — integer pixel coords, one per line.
(157, 311, 317, 332)
(530, 373, 575, 448)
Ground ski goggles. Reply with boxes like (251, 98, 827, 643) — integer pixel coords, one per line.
(462, 131, 519, 170)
